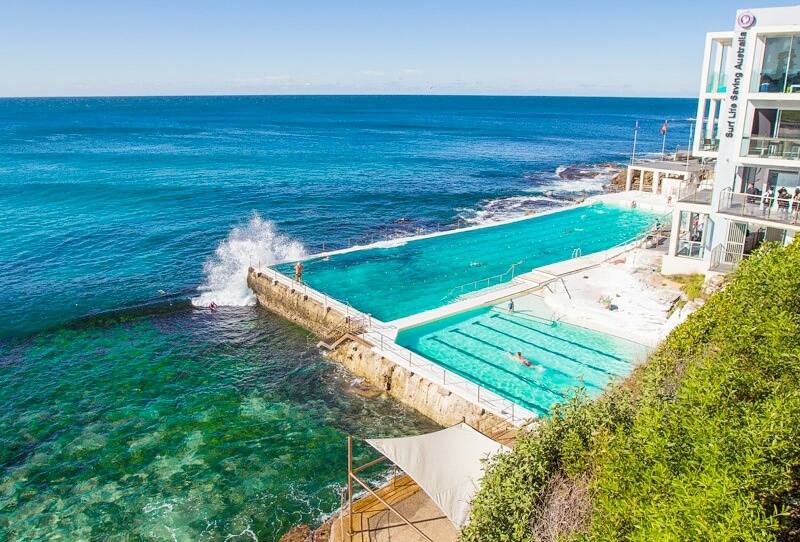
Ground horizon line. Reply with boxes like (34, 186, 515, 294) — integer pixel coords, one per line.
(0, 92, 698, 100)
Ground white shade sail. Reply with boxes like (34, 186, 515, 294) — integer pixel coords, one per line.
(365, 423, 509, 528)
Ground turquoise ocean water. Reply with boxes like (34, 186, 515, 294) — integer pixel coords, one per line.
(0, 96, 694, 540)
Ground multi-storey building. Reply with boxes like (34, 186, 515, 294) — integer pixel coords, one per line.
(662, 5, 800, 275)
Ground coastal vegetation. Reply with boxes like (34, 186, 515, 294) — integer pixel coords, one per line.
(463, 241, 800, 541)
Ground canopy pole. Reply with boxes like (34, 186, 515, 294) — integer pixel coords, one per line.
(349, 471, 434, 542)
(347, 435, 353, 537)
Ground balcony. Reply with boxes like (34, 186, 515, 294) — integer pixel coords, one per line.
(678, 188, 713, 205)
(709, 243, 743, 273)
(718, 188, 800, 227)
(741, 136, 800, 161)
(700, 138, 719, 152)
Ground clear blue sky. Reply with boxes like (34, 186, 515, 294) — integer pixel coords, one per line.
(1, 0, 798, 97)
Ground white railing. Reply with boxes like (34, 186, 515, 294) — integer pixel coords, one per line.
(251, 265, 533, 425)
(709, 243, 744, 271)
(363, 325, 534, 424)
(441, 260, 524, 301)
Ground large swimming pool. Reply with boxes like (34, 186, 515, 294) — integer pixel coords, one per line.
(396, 304, 649, 415)
(276, 203, 659, 321)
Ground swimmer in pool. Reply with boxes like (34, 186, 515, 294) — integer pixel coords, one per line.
(508, 351, 532, 367)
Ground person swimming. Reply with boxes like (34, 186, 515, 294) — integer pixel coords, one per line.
(508, 351, 531, 367)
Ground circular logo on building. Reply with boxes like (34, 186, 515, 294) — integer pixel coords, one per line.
(737, 12, 756, 29)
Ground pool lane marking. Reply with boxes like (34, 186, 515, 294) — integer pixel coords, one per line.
(491, 313, 627, 363)
(443, 330, 572, 398)
(453, 327, 603, 392)
(474, 321, 625, 378)
(426, 337, 553, 415)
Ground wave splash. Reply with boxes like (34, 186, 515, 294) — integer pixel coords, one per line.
(192, 213, 306, 307)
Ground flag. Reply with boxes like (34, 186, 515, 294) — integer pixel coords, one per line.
(660, 120, 669, 136)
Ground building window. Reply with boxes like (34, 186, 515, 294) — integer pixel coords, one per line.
(755, 35, 800, 93)
(742, 109, 800, 159)
(676, 211, 708, 259)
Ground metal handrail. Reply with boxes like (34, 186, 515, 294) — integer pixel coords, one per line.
(362, 325, 530, 424)
(253, 264, 530, 425)
(441, 260, 524, 301)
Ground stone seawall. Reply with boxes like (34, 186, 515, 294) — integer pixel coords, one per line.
(246, 267, 503, 429)
(247, 267, 350, 340)
(327, 339, 502, 428)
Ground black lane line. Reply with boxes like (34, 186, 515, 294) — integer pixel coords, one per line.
(444, 330, 568, 399)
(426, 337, 550, 415)
(455, 326, 602, 392)
(491, 313, 627, 363)
(474, 321, 622, 379)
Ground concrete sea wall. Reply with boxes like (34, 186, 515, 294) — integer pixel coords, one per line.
(246, 268, 503, 428)
(246, 267, 351, 340)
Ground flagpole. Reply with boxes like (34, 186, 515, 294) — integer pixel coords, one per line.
(631, 121, 639, 165)
(661, 120, 668, 159)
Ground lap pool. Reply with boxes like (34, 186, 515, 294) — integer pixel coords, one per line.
(395, 304, 650, 415)
(276, 203, 660, 322)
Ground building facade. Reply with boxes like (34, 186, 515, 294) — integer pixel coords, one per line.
(662, 5, 800, 275)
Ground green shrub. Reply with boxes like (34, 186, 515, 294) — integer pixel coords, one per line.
(463, 241, 800, 542)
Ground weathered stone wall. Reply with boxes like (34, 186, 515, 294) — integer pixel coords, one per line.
(247, 267, 350, 340)
(327, 338, 503, 429)
(247, 267, 504, 430)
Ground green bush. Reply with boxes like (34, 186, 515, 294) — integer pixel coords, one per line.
(463, 241, 800, 542)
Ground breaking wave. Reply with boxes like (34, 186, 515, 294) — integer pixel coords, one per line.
(192, 213, 306, 307)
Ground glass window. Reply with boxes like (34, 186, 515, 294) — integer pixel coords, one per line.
(788, 36, 800, 90)
(751, 108, 777, 137)
(676, 211, 708, 259)
(777, 110, 800, 139)
(759, 36, 792, 92)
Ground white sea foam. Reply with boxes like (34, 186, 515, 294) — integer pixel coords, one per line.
(539, 163, 621, 193)
(192, 213, 306, 307)
(458, 195, 564, 225)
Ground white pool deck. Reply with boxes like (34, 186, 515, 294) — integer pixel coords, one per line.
(259, 192, 679, 425)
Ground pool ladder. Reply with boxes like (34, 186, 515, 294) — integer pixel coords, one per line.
(571, 247, 582, 259)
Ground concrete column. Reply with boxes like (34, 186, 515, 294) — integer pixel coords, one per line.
(652, 171, 661, 194)
(638, 169, 645, 191)
(668, 210, 682, 256)
(625, 167, 633, 191)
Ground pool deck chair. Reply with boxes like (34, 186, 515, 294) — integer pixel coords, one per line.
(333, 423, 510, 542)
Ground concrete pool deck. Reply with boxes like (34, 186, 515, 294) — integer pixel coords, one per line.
(249, 191, 678, 426)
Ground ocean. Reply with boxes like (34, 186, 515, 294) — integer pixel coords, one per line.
(0, 95, 694, 540)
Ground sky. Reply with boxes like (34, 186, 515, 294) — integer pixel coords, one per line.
(1, 0, 799, 98)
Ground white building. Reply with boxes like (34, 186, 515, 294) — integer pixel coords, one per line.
(662, 5, 800, 275)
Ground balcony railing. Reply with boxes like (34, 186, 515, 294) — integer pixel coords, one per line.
(718, 187, 800, 226)
(676, 238, 705, 259)
(741, 136, 800, 160)
(709, 243, 744, 273)
(700, 138, 720, 152)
